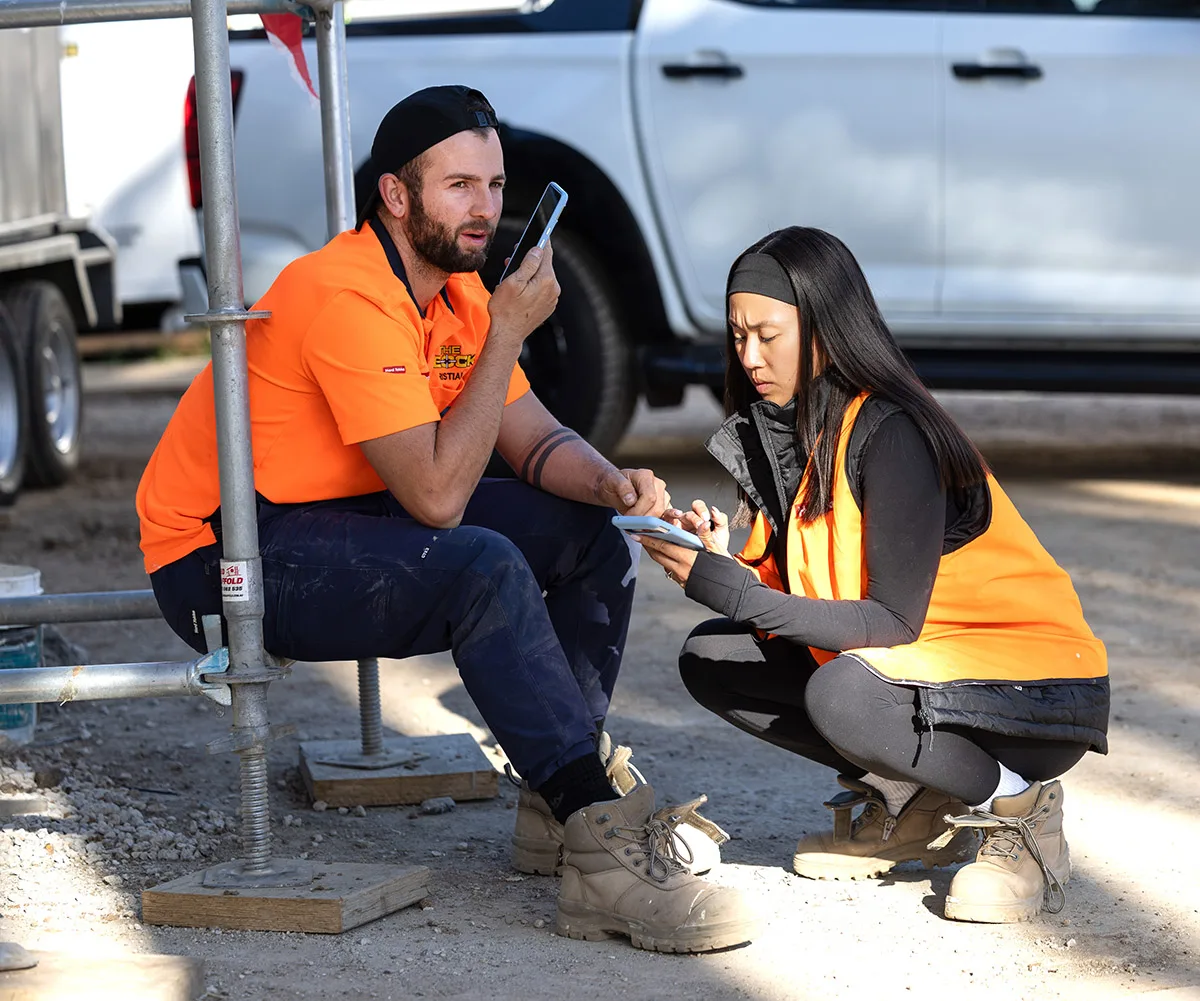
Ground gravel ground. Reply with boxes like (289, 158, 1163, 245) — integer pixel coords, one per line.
(0, 379, 1198, 1000)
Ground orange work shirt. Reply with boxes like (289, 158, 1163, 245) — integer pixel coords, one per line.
(136, 220, 529, 574)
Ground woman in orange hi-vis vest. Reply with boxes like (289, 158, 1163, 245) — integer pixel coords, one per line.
(636, 227, 1108, 925)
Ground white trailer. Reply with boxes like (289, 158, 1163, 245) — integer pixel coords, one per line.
(0, 24, 119, 504)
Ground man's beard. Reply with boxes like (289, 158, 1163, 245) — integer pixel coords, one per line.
(405, 194, 495, 274)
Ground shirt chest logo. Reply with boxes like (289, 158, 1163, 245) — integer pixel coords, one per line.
(382, 365, 407, 374)
(433, 344, 477, 382)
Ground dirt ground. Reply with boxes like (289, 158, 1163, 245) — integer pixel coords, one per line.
(1, 368, 1198, 1000)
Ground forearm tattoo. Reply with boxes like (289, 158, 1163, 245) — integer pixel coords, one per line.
(520, 427, 583, 490)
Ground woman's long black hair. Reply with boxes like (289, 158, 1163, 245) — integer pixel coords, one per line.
(724, 227, 987, 524)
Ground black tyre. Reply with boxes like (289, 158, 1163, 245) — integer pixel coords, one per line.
(0, 303, 28, 507)
(4, 281, 83, 487)
(482, 222, 636, 454)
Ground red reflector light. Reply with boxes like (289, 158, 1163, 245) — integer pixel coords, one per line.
(184, 70, 245, 211)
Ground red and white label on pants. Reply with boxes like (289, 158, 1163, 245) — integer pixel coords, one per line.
(220, 561, 249, 603)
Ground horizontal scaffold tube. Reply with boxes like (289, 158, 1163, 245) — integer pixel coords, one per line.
(0, 590, 161, 627)
(0, 0, 307, 29)
(0, 650, 230, 705)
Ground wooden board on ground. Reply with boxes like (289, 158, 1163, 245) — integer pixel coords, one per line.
(0, 951, 202, 1001)
(141, 862, 429, 934)
(298, 733, 498, 808)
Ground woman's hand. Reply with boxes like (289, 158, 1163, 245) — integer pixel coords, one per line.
(636, 535, 699, 588)
(666, 500, 731, 557)
(639, 499, 732, 588)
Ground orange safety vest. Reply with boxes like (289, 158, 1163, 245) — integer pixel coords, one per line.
(736, 394, 1107, 686)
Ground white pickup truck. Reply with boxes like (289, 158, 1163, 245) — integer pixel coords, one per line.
(191, 0, 1200, 451)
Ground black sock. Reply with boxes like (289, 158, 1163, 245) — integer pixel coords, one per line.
(536, 752, 618, 825)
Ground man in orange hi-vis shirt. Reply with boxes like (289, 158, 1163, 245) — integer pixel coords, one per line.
(136, 87, 755, 953)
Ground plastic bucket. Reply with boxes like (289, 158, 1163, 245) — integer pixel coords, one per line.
(0, 565, 42, 746)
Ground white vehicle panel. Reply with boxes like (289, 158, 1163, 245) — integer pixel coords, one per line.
(942, 9, 1200, 332)
(232, 29, 697, 335)
(634, 0, 942, 334)
(60, 20, 200, 307)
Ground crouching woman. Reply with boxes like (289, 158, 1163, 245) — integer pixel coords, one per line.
(638, 227, 1109, 924)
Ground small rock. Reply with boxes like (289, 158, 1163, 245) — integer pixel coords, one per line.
(312, 834, 324, 844)
(102, 874, 123, 887)
(455, 841, 469, 851)
(420, 797, 456, 816)
(312, 801, 328, 813)
(533, 919, 546, 929)
(1066, 938, 1077, 949)
(337, 807, 349, 816)
(352, 805, 367, 818)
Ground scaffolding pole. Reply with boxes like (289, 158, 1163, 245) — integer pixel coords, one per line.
(0, 590, 159, 626)
(183, 0, 305, 886)
(315, 0, 355, 238)
(0, 0, 305, 28)
(311, 0, 395, 767)
(0, 651, 230, 705)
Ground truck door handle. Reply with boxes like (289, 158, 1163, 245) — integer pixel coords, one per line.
(952, 62, 1042, 81)
(662, 63, 744, 80)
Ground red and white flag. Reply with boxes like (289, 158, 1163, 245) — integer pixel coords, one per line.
(261, 13, 318, 103)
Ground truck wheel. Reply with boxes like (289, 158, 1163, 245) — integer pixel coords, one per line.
(4, 282, 83, 487)
(483, 222, 636, 455)
(0, 303, 28, 506)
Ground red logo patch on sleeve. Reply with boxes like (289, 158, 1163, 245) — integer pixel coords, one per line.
(382, 365, 407, 374)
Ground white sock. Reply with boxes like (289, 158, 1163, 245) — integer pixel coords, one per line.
(861, 773, 921, 817)
(972, 763, 1030, 812)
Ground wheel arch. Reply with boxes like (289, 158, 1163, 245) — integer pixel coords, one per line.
(497, 126, 672, 350)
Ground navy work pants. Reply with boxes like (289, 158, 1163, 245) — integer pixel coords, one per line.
(150, 480, 637, 787)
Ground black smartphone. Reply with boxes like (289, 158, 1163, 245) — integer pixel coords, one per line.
(498, 182, 568, 283)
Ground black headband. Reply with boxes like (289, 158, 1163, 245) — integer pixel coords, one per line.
(728, 253, 796, 307)
(355, 85, 499, 230)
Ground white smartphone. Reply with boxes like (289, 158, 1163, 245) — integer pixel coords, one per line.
(498, 182, 568, 283)
(611, 515, 705, 552)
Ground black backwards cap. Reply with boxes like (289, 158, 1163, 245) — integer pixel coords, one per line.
(355, 85, 499, 230)
(728, 253, 797, 307)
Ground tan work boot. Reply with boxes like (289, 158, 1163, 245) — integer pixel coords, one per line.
(940, 779, 1070, 923)
(510, 781, 564, 876)
(599, 733, 729, 874)
(791, 775, 973, 880)
(510, 735, 730, 876)
(555, 784, 757, 953)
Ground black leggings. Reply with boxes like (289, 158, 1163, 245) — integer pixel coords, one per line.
(679, 618, 1088, 806)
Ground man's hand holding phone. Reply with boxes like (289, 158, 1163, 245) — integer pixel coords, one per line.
(488, 182, 568, 348)
(488, 244, 560, 346)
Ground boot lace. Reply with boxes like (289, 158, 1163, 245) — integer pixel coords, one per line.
(930, 806, 1066, 914)
(604, 815, 694, 882)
